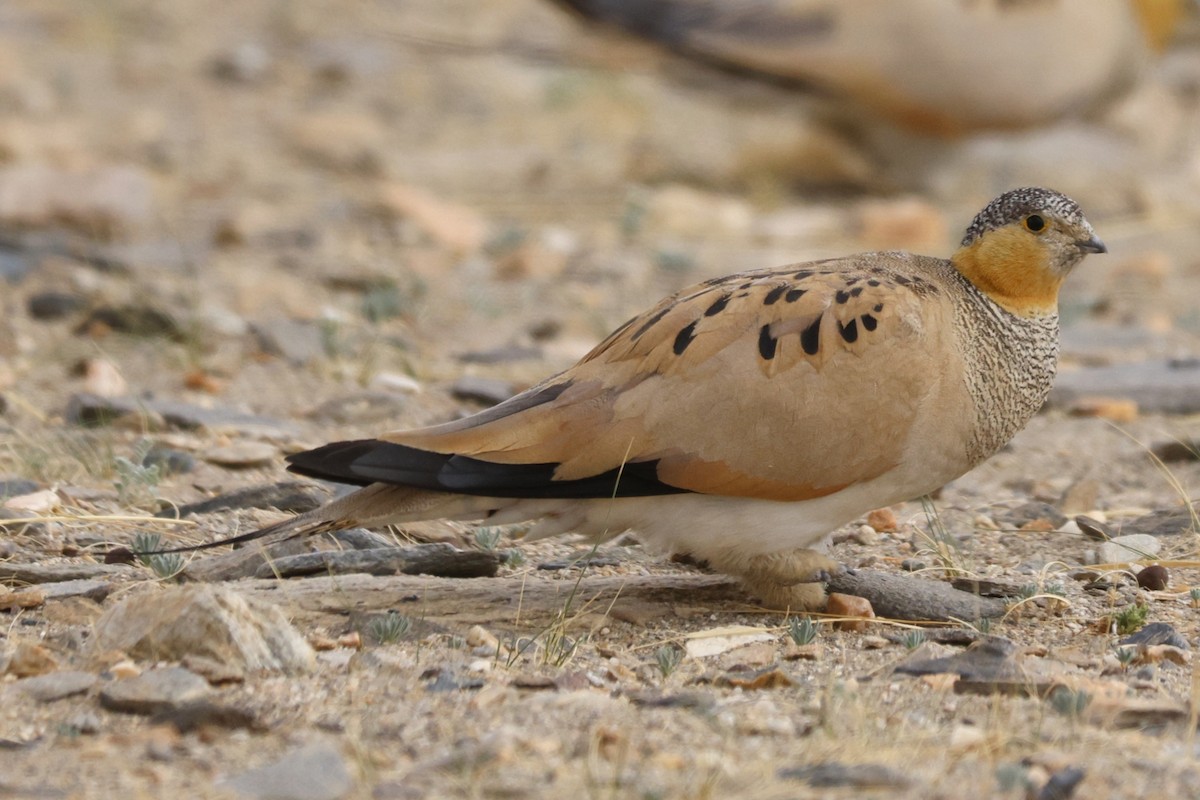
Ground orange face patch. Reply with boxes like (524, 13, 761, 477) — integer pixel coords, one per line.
(950, 226, 1063, 317)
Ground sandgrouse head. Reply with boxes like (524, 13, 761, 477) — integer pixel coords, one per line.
(952, 187, 1105, 316)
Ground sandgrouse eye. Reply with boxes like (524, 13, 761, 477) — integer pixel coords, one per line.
(1024, 214, 1045, 232)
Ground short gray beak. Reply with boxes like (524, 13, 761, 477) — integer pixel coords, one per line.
(1076, 235, 1107, 254)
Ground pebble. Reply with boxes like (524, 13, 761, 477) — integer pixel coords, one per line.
(292, 111, 386, 175)
(76, 304, 183, 340)
(0, 245, 33, 284)
(37, 579, 112, 602)
(151, 700, 261, 733)
(827, 593, 875, 632)
(780, 762, 911, 789)
(142, 445, 197, 475)
(4, 488, 59, 512)
(450, 376, 515, 406)
(5, 642, 60, 677)
(328, 528, 394, 550)
(66, 392, 300, 437)
(0, 561, 132, 583)
(0, 163, 153, 237)
(376, 181, 488, 254)
(181, 654, 245, 685)
(1120, 622, 1190, 651)
(99, 667, 211, 715)
(1059, 479, 1101, 516)
(1136, 564, 1169, 591)
(466, 625, 500, 651)
(154, 480, 330, 519)
(223, 740, 353, 800)
(367, 372, 422, 394)
(1151, 439, 1199, 462)
(210, 42, 272, 84)
(866, 507, 898, 532)
(15, 670, 98, 702)
(203, 442, 278, 469)
(94, 585, 316, 674)
(1096, 534, 1161, 565)
(685, 626, 775, 658)
(3, 587, 46, 609)
(0, 478, 40, 500)
(251, 317, 326, 366)
(1066, 397, 1138, 422)
(27, 291, 86, 320)
(82, 357, 127, 397)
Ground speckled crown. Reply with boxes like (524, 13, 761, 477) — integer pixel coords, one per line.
(960, 188, 1084, 247)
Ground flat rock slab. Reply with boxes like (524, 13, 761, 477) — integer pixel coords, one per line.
(1049, 359, 1200, 414)
(894, 637, 1071, 697)
(38, 579, 113, 602)
(94, 585, 315, 673)
(12, 670, 98, 702)
(780, 762, 912, 789)
(222, 740, 353, 800)
(65, 392, 300, 437)
(258, 543, 499, 579)
(99, 667, 211, 715)
(155, 481, 333, 520)
(240, 572, 739, 628)
(0, 562, 134, 584)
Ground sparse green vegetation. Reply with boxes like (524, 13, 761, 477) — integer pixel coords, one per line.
(1049, 688, 1092, 718)
(654, 645, 683, 678)
(368, 611, 413, 644)
(114, 440, 162, 507)
(474, 527, 503, 551)
(130, 531, 184, 580)
(1113, 604, 1148, 635)
(788, 616, 818, 646)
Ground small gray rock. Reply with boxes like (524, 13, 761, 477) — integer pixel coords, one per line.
(0, 479, 40, 499)
(0, 561, 132, 584)
(251, 318, 326, 366)
(99, 667, 211, 715)
(1097, 534, 1161, 564)
(154, 480, 332, 520)
(1120, 621, 1190, 650)
(14, 670, 98, 702)
(65, 393, 300, 437)
(142, 446, 196, 475)
(93, 585, 315, 673)
(203, 442, 278, 469)
(38, 579, 113, 602)
(779, 762, 911, 789)
(450, 376, 515, 406)
(27, 291, 86, 320)
(223, 741, 353, 800)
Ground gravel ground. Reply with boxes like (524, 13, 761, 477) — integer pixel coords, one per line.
(2, 2, 1200, 798)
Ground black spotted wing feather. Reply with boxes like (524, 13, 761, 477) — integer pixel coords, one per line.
(298, 255, 956, 501)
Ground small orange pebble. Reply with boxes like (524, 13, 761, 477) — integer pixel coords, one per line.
(866, 507, 899, 532)
(827, 593, 875, 631)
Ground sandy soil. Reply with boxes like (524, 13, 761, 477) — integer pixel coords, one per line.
(2, 1, 1200, 798)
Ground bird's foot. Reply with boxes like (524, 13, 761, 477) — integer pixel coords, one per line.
(719, 548, 841, 612)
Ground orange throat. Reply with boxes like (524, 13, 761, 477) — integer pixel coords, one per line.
(950, 228, 1063, 317)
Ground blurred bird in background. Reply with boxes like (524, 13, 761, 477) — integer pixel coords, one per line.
(551, 0, 1185, 135)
